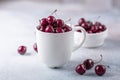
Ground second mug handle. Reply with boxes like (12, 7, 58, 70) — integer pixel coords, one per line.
(72, 26, 86, 52)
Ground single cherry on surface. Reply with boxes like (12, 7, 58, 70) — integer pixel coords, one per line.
(33, 43, 38, 52)
(83, 59, 94, 70)
(18, 45, 27, 55)
(83, 55, 103, 70)
(95, 64, 106, 76)
(75, 64, 86, 75)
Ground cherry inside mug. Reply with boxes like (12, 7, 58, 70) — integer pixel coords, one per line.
(36, 25, 86, 68)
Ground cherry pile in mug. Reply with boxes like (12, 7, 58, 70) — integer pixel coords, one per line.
(75, 55, 108, 76)
(76, 18, 106, 33)
(37, 16, 72, 33)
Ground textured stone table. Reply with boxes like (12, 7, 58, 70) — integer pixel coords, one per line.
(0, 1, 120, 80)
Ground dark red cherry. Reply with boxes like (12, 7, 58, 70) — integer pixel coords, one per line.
(40, 18, 48, 27)
(33, 43, 38, 52)
(95, 65, 106, 76)
(45, 25, 54, 33)
(39, 26, 45, 32)
(47, 16, 56, 24)
(56, 19, 64, 27)
(18, 45, 27, 55)
(56, 27, 64, 33)
(63, 25, 72, 32)
(98, 25, 106, 31)
(83, 59, 94, 70)
(75, 64, 86, 75)
(52, 21, 57, 27)
(78, 18, 86, 26)
(91, 25, 98, 33)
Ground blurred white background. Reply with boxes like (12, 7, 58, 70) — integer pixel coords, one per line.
(0, 0, 120, 80)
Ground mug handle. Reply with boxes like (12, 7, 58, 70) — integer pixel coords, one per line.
(72, 26, 86, 51)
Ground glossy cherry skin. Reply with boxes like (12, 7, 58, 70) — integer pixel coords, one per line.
(78, 18, 86, 26)
(98, 25, 106, 31)
(56, 27, 64, 33)
(18, 45, 27, 55)
(47, 16, 56, 24)
(56, 19, 64, 27)
(83, 59, 94, 70)
(95, 65, 106, 76)
(33, 43, 38, 52)
(39, 26, 46, 32)
(91, 25, 98, 33)
(63, 25, 72, 32)
(45, 25, 54, 33)
(40, 18, 48, 27)
(75, 64, 86, 75)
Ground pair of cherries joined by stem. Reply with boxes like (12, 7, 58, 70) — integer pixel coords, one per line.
(75, 55, 107, 76)
(17, 43, 38, 55)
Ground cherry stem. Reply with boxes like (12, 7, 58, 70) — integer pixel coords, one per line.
(51, 9, 57, 15)
(94, 54, 103, 64)
(95, 16, 101, 22)
(65, 18, 71, 23)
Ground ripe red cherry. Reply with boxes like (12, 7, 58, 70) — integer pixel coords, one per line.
(63, 25, 72, 32)
(78, 18, 86, 26)
(40, 18, 48, 27)
(33, 43, 38, 52)
(45, 25, 54, 33)
(91, 25, 98, 33)
(47, 16, 56, 24)
(39, 26, 45, 32)
(52, 21, 57, 27)
(18, 45, 27, 55)
(98, 25, 106, 31)
(75, 64, 86, 75)
(56, 27, 64, 33)
(83, 55, 103, 70)
(83, 59, 94, 70)
(56, 19, 64, 27)
(95, 65, 106, 76)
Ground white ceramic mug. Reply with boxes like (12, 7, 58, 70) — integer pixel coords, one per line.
(36, 25, 86, 68)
